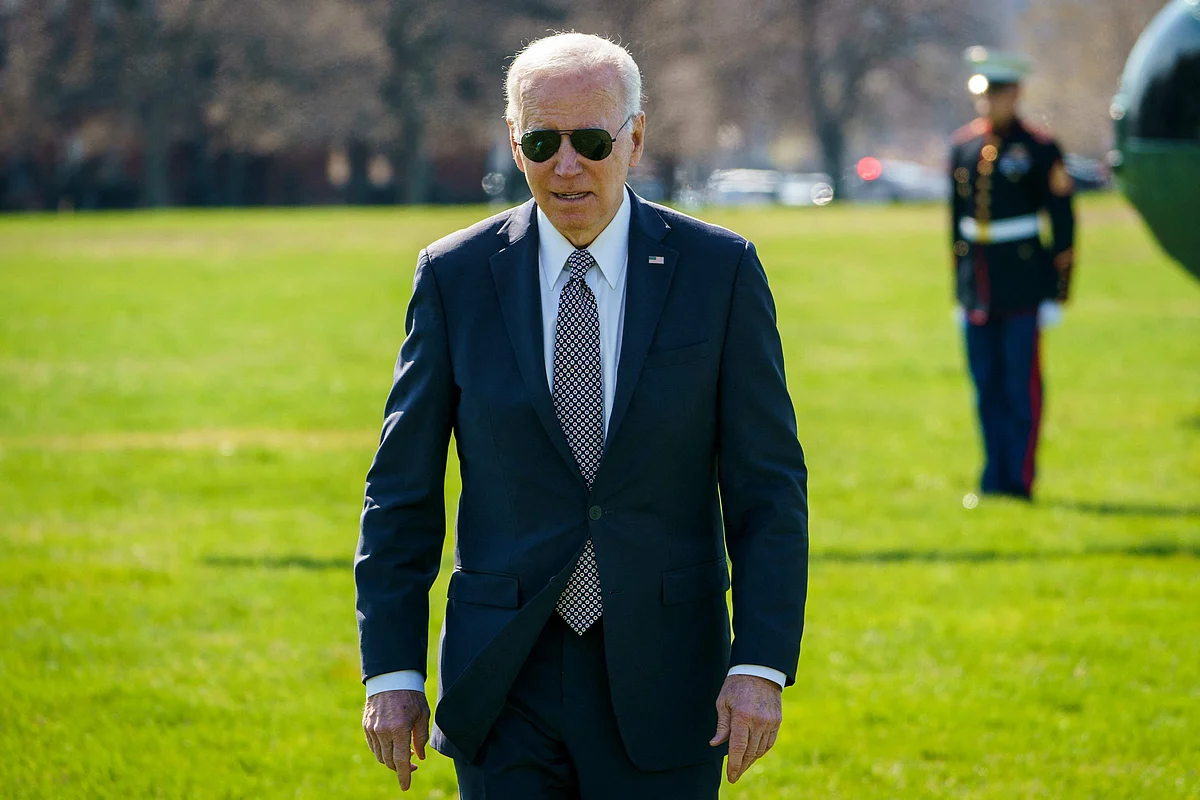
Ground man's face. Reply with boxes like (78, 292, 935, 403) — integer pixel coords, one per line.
(509, 68, 645, 248)
(976, 84, 1020, 124)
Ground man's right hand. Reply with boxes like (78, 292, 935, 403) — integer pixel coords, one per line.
(363, 689, 430, 792)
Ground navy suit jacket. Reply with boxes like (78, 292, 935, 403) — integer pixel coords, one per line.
(356, 190, 808, 771)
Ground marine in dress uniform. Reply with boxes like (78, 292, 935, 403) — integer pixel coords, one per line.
(950, 48, 1077, 500)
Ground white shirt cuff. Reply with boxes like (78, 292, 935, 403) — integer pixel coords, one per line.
(365, 670, 425, 697)
(367, 665, 784, 696)
(727, 664, 786, 690)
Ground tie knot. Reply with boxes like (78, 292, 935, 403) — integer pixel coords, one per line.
(566, 249, 595, 283)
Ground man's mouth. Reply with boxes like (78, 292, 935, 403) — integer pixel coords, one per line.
(553, 191, 590, 200)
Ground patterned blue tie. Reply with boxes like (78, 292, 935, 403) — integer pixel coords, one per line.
(552, 249, 604, 634)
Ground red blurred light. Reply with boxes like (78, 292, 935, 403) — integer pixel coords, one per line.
(857, 157, 883, 181)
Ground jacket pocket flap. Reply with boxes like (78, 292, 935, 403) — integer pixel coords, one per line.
(449, 569, 520, 609)
(643, 340, 714, 369)
(662, 559, 730, 605)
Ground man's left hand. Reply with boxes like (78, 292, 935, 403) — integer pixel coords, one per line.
(709, 674, 783, 783)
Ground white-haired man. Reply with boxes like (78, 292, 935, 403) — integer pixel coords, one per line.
(357, 32, 809, 798)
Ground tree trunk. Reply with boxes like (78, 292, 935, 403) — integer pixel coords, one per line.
(346, 139, 370, 205)
(658, 153, 679, 202)
(225, 151, 246, 206)
(401, 110, 430, 205)
(136, 2, 170, 208)
(816, 118, 846, 200)
(140, 104, 171, 207)
(797, 0, 843, 200)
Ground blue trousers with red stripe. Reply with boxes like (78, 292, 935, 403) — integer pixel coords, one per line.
(964, 313, 1044, 498)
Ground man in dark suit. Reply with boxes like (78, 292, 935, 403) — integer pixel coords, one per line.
(356, 32, 808, 798)
(950, 48, 1076, 502)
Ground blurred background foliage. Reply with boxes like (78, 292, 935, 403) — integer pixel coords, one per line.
(0, 0, 1168, 210)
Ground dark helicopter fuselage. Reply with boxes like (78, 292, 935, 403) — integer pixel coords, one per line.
(1112, 0, 1200, 281)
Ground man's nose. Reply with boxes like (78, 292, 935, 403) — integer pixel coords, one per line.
(554, 134, 583, 176)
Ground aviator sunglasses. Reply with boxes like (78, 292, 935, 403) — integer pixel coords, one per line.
(520, 115, 634, 163)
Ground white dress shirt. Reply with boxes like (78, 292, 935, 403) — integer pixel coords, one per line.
(366, 190, 785, 697)
(537, 188, 631, 433)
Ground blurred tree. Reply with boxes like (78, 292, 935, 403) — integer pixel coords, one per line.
(367, 0, 566, 205)
(0, 0, 1007, 209)
(568, 0, 722, 197)
(781, 0, 982, 197)
(0, 0, 117, 206)
(1019, 0, 1167, 156)
(204, 0, 385, 204)
(111, 0, 217, 206)
(0, 0, 223, 207)
(703, 0, 806, 172)
(0, 0, 387, 207)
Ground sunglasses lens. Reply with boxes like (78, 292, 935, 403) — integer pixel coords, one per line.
(522, 131, 560, 163)
(521, 128, 617, 162)
(571, 130, 613, 161)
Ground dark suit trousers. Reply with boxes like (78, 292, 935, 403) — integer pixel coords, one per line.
(965, 313, 1043, 498)
(453, 615, 723, 799)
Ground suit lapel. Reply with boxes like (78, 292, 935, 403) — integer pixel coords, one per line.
(489, 201, 584, 483)
(605, 194, 678, 451)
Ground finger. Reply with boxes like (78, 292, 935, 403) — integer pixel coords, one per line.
(709, 700, 731, 746)
(392, 736, 412, 790)
(365, 727, 384, 765)
(730, 728, 762, 783)
(363, 708, 381, 762)
(726, 716, 750, 782)
(413, 708, 430, 761)
(395, 759, 419, 792)
(380, 725, 404, 772)
(736, 728, 765, 781)
(762, 728, 779, 756)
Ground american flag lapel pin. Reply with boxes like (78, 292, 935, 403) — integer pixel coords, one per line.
(648, 255, 665, 265)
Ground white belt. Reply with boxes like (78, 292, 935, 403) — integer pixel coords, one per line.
(959, 214, 1040, 244)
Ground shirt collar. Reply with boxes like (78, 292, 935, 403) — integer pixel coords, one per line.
(537, 187, 631, 291)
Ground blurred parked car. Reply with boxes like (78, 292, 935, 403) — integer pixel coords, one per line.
(778, 172, 835, 206)
(842, 157, 946, 203)
(704, 168, 834, 207)
(706, 169, 778, 206)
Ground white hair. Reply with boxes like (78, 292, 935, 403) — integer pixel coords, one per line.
(505, 33, 643, 128)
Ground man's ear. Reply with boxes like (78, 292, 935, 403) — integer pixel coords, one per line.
(508, 120, 527, 174)
(628, 112, 646, 169)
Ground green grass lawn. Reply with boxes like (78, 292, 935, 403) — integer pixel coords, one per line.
(1, 195, 1197, 798)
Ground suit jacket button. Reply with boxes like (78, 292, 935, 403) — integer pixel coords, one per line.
(588, 505, 602, 520)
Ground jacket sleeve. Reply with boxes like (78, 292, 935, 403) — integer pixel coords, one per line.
(949, 144, 967, 300)
(356, 249, 455, 682)
(717, 240, 809, 686)
(950, 145, 965, 250)
(1038, 141, 1077, 302)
